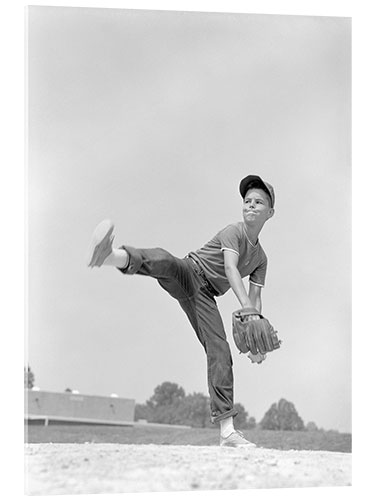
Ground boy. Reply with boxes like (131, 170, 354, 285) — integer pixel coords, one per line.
(87, 174, 275, 447)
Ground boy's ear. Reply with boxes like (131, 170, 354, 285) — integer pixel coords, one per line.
(267, 208, 275, 220)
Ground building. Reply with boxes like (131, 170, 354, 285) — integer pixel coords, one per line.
(25, 389, 135, 426)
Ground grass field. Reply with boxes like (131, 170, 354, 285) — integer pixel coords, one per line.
(25, 423, 351, 453)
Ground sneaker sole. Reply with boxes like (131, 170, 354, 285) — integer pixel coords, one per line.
(220, 442, 257, 448)
(87, 219, 114, 267)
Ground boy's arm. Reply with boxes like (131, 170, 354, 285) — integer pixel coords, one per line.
(224, 251, 266, 363)
(248, 281, 262, 314)
(223, 250, 252, 308)
(247, 283, 266, 363)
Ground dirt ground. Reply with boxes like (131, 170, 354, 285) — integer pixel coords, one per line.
(25, 443, 351, 495)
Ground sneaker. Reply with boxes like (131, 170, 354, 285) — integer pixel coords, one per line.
(220, 430, 256, 448)
(87, 219, 115, 267)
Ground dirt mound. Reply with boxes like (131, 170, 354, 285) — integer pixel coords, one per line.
(25, 443, 351, 495)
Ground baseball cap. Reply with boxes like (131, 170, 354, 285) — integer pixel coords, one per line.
(239, 175, 275, 208)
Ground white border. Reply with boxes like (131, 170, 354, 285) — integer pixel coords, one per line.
(3, 2, 374, 500)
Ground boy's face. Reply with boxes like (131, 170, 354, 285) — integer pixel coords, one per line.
(242, 188, 274, 226)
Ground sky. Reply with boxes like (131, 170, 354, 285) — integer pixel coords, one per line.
(26, 5, 351, 432)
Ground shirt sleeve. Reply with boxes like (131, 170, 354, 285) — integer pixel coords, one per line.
(218, 224, 241, 255)
(249, 257, 268, 287)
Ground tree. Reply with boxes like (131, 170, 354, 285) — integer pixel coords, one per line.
(233, 403, 249, 428)
(174, 393, 212, 428)
(138, 381, 187, 425)
(306, 421, 318, 432)
(260, 398, 305, 431)
(144, 390, 212, 427)
(136, 381, 253, 429)
(278, 399, 305, 431)
(232, 403, 257, 429)
(24, 366, 35, 389)
(260, 402, 279, 430)
(146, 381, 186, 409)
(134, 403, 151, 421)
(65, 388, 72, 393)
(136, 383, 210, 427)
(247, 416, 257, 430)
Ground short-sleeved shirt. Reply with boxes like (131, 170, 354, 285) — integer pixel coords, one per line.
(189, 222, 268, 296)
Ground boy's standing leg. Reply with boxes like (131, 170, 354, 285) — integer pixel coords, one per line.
(179, 266, 256, 447)
(87, 219, 256, 447)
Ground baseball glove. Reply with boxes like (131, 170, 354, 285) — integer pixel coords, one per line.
(232, 307, 281, 357)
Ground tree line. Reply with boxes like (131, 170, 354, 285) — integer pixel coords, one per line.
(135, 381, 313, 431)
(25, 366, 318, 431)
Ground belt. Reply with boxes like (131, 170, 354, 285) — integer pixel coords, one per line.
(187, 255, 218, 296)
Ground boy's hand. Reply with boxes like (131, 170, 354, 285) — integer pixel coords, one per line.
(247, 351, 267, 364)
(238, 311, 267, 362)
(232, 307, 282, 361)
